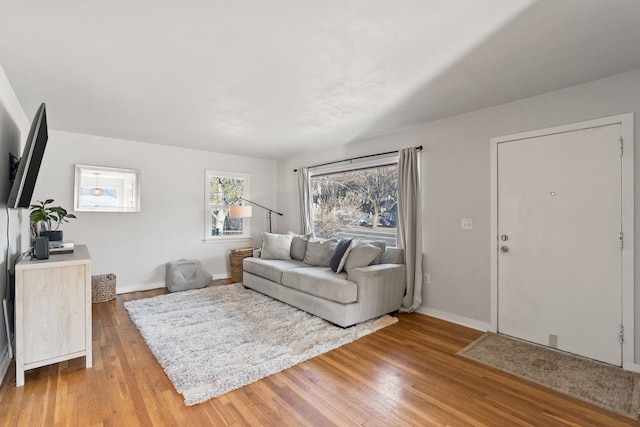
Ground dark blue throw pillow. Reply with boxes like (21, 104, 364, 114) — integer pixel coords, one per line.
(330, 238, 353, 272)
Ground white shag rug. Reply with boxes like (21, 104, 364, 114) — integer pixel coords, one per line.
(124, 283, 398, 405)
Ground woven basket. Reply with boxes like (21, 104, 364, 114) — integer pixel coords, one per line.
(92, 274, 116, 303)
(229, 248, 255, 283)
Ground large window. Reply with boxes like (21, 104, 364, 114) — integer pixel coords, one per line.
(310, 162, 398, 247)
(205, 171, 250, 239)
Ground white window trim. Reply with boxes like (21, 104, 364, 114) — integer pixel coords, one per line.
(204, 170, 251, 242)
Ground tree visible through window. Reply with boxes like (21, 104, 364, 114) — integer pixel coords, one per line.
(310, 163, 398, 246)
(205, 171, 249, 238)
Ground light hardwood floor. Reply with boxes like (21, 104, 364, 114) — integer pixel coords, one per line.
(0, 285, 637, 426)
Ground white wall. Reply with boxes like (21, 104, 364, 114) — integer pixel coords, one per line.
(0, 63, 29, 384)
(33, 131, 277, 293)
(277, 69, 640, 356)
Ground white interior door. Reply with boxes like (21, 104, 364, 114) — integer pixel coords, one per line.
(497, 124, 622, 366)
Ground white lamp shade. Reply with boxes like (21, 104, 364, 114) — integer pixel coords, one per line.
(229, 205, 252, 218)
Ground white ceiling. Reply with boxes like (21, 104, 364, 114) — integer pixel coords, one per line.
(1, 0, 640, 160)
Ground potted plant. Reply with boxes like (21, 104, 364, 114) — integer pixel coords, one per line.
(29, 199, 77, 241)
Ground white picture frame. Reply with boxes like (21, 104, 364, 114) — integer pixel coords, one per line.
(74, 164, 140, 212)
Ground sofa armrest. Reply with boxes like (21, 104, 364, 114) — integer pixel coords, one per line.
(348, 264, 406, 309)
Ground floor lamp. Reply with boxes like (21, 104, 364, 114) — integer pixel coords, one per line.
(229, 197, 283, 233)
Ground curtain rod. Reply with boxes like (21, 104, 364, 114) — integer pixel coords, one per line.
(293, 145, 422, 172)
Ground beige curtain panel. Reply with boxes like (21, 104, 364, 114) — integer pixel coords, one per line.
(297, 167, 312, 235)
(397, 146, 423, 312)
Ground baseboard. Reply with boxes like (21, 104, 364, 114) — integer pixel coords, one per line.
(0, 347, 11, 386)
(623, 362, 640, 373)
(116, 281, 166, 295)
(416, 306, 491, 332)
(116, 274, 230, 295)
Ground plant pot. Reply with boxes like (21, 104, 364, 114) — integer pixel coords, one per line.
(40, 230, 63, 242)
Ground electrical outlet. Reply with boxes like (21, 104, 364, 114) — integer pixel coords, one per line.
(425, 273, 431, 284)
(461, 218, 473, 230)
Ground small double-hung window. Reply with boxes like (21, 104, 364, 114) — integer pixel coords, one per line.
(205, 171, 250, 240)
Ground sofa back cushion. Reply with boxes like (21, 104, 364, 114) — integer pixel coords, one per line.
(367, 241, 386, 264)
(288, 232, 313, 260)
(382, 247, 404, 264)
(303, 238, 338, 266)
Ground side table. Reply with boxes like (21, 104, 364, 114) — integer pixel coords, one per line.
(229, 247, 256, 283)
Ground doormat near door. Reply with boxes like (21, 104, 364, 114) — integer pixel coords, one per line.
(124, 283, 397, 406)
(458, 332, 640, 420)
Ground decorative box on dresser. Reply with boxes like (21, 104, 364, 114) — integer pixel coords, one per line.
(14, 244, 92, 387)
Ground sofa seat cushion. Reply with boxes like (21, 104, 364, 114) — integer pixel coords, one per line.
(243, 257, 307, 284)
(281, 267, 357, 304)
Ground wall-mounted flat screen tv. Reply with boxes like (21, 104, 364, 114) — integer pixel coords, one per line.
(8, 103, 48, 209)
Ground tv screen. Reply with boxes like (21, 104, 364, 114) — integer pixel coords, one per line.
(8, 103, 48, 209)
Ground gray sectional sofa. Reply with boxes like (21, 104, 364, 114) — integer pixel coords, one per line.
(242, 233, 406, 327)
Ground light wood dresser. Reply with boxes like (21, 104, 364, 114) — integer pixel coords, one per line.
(14, 245, 92, 387)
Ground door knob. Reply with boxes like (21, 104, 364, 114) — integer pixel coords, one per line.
(500, 246, 509, 253)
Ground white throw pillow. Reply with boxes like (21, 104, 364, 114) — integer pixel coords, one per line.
(261, 233, 293, 260)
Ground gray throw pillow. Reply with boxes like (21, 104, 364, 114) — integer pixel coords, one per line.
(261, 233, 293, 260)
(303, 238, 338, 266)
(288, 232, 313, 261)
(344, 242, 381, 276)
